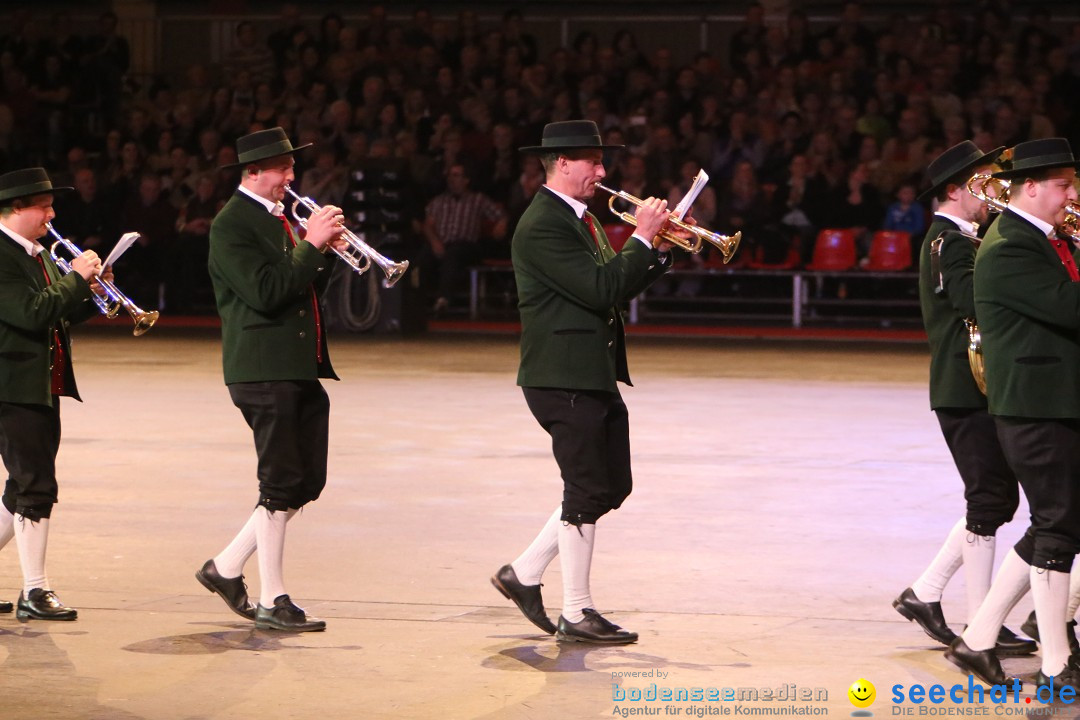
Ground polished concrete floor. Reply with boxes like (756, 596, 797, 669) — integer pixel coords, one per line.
(0, 330, 1065, 718)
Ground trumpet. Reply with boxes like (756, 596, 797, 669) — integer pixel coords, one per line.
(1060, 203, 1080, 242)
(46, 223, 159, 336)
(283, 186, 408, 288)
(967, 173, 1011, 213)
(594, 183, 741, 263)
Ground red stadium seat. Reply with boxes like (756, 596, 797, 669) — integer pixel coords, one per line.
(806, 228, 857, 271)
(864, 230, 912, 271)
(602, 223, 635, 252)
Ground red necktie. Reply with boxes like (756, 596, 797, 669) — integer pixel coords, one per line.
(277, 215, 325, 364)
(1049, 234, 1080, 282)
(583, 214, 600, 251)
(35, 254, 67, 394)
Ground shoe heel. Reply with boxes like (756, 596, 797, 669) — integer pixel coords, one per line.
(490, 577, 511, 600)
(893, 600, 916, 622)
(15, 609, 30, 622)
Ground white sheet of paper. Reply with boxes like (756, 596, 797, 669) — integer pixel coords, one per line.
(672, 170, 709, 221)
(104, 232, 141, 268)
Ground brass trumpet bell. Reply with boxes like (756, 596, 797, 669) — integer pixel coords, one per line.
(594, 184, 741, 263)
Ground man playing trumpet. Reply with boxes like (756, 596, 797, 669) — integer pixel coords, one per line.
(947, 138, 1080, 691)
(894, 141, 1035, 656)
(491, 120, 673, 643)
(0, 167, 108, 621)
(200, 127, 346, 632)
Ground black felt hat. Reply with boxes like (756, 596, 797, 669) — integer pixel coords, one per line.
(992, 138, 1080, 178)
(224, 127, 312, 168)
(519, 120, 623, 153)
(0, 168, 72, 204)
(917, 141, 1004, 201)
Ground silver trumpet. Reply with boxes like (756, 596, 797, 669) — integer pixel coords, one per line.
(46, 223, 159, 336)
(283, 185, 409, 288)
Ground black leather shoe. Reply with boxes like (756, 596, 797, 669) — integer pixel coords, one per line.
(0, 599, 11, 613)
(556, 608, 638, 645)
(1022, 610, 1039, 642)
(996, 626, 1038, 657)
(1017, 612, 1079, 655)
(196, 559, 256, 620)
(1034, 665, 1080, 696)
(254, 594, 326, 632)
(944, 637, 1014, 687)
(893, 587, 957, 645)
(491, 564, 557, 635)
(16, 589, 77, 621)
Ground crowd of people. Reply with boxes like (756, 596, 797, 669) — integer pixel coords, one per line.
(1, 2, 1080, 314)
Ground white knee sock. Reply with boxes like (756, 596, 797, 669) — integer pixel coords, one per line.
(1066, 566, 1080, 621)
(559, 522, 596, 624)
(911, 517, 966, 602)
(255, 507, 289, 607)
(0, 505, 14, 553)
(14, 515, 50, 592)
(1032, 567, 1071, 677)
(963, 549, 1030, 651)
(511, 505, 561, 585)
(215, 508, 298, 579)
(963, 531, 996, 622)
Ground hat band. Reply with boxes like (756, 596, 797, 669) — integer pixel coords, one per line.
(1012, 152, 1077, 169)
(0, 181, 54, 200)
(542, 134, 603, 148)
(237, 139, 296, 164)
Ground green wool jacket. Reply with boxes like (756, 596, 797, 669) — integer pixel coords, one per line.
(0, 230, 95, 406)
(513, 188, 670, 392)
(974, 210, 1080, 419)
(918, 215, 987, 409)
(208, 192, 338, 385)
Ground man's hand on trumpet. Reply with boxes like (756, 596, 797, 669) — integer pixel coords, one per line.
(632, 197, 670, 248)
(70, 249, 103, 283)
(657, 211, 697, 254)
(301, 203, 346, 251)
(88, 265, 115, 297)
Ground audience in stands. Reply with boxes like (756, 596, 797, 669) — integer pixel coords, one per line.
(0, 1, 1077, 314)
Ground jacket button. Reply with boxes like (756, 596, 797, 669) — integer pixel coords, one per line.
(608, 318, 614, 326)
(49, 365, 54, 371)
(299, 331, 306, 339)
(607, 340, 614, 348)
(299, 309, 306, 317)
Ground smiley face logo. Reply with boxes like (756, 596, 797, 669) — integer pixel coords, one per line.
(848, 679, 876, 708)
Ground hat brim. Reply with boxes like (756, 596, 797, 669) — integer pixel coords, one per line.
(519, 143, 624, 154)
(220, 142, 313, 169)
(992, 160, 1080, 179)
(917, 146, 1005, 201)
(0, 185, 73, 205)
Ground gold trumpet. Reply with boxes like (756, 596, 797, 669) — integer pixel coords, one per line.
(46, 223, 159, 336)
(964, 318, 987, 395)
(1060, 203, 1080, 242)
(594, 183, 741, 263)
(284, 185, 409, 288)
(967, 173, 1011, 212)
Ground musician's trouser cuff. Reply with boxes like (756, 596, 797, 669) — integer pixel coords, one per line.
(936, 408, 1019, 537)
(523, 387, 633, 528)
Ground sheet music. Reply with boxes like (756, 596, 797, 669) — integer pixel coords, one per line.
(104, 232, 141, 268)
(672, 170, 708, 220)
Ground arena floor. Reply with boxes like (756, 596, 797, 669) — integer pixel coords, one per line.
(0, 330, 1064, 718)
